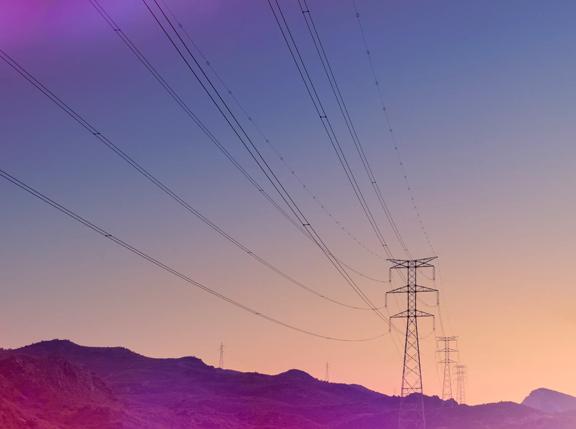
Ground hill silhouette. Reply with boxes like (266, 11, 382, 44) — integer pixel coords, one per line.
(0, 340, 574, 428)
(523, 388, 576, 414)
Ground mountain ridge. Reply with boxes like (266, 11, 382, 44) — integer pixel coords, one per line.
(522, 387, 576, 414)
(0, 339, 574, 428)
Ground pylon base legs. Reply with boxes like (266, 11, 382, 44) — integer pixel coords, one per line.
(398, 394, 425, 429)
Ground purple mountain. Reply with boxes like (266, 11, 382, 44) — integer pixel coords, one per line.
(523, 388, 576, 414)
(0, 340, 573, 428)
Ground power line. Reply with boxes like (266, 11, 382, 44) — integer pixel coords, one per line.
(151, 0, 395, 282)
(90, 0, 390, 288)
(153, 0, 387, 267)
(351, 0, 436, 256)
(350, 2, 457, 376)
(351, 3, 455, 346)
(267, 0, 409, 307)
(85, 1, 305, 237)
(0, 47, 377, 312)
(296, 0, 411, 257)
(267, 0, 394, 258)
(339, 259, 388, 283)
(0, 167, 387, 343)
(140, 0, 390, 323)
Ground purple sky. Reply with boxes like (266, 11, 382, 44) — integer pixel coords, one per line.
(2, 0, 576, 404)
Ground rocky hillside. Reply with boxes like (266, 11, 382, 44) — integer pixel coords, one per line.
(0, 350, 124, 428)
(0, 340, 574, 428)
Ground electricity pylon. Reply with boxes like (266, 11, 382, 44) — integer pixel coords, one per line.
(218, 342, 224, 369)
(325, 362, 330, 382)
(387, 257, 439, 429)
(455, 365, 466, 404)
(436, 336, 458, 401)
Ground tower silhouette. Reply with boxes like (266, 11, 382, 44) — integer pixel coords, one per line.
(436, 336, 458, 401)
(218, 342, 224, 369)
(387, 257, 439, 429)
(455, 365, 466, 404)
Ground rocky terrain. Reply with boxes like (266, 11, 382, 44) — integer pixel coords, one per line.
(0, 340, 573, 428)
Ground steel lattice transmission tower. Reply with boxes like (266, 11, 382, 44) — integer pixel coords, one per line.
(387, 257, 439, 429)
(436, 336, 458, 401)
(218, 342, 224, 369)
(455, 365, 466, 404)
(387, 257, 438, 396)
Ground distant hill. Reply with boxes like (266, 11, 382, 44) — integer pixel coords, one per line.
(523, 388, 576, 413)
(0, 339, 574, 428)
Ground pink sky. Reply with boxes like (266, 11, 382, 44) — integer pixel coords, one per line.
(2, 0, 576, 405)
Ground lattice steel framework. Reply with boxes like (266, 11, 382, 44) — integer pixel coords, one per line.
(218, 342, 224, 369)
(456, 365, 466, 404)
(387, 257, 438, 429)
(437, 336, 458, 401)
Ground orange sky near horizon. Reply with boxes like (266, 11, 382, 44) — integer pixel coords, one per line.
(2, 0, 576, 406)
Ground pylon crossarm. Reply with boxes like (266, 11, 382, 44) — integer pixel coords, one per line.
(387, 259, 411, 268)
(414, 285, 438, 293)
(415, 310, 434, 318)
(389, 309, 434, 319)
(385, 285, 437, 295)
(390, 310, 409, 319)
(386, 285, 410, 294)
(416, 262, 435, 269)
(388, 310, 409, 332)
(388, 256, 437, 267)
(414, 311, 436, 331)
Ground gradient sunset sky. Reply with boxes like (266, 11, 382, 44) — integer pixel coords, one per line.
(2, 0, 576, 405)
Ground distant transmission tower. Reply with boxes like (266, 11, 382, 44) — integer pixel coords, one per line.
(436, 337, 458, 401)
(455, 365, 466, 404)
(325, 362, 330, 382)
(218, 342, 224, 369)
(387, 257, 439, 429)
